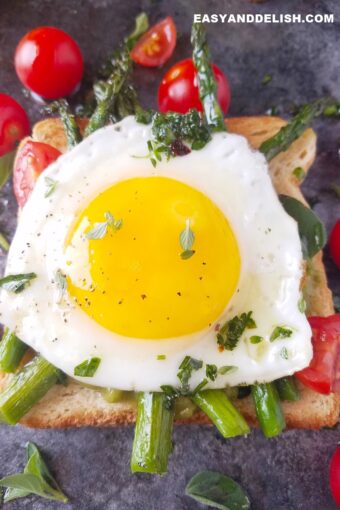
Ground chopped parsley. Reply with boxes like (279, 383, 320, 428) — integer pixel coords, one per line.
(298, 296, 307, 313)
(218, 365, 238, 375)
(179, 219, 195, 260)
(206, 364, 218, 381)
(292, 166, 306, 181)
(86, 211, 123, 240)
(0, 273, 37, 294)
(178, 356, 203, 393)
(262, 73, 272, 85)
(74, 357, 101, 377)
(157, 354, 166, 360)
(217, 311, 256, 350)
(270, 326, 293, 342)
(249, 335, 264, 344)
(55, 269, 67, 302)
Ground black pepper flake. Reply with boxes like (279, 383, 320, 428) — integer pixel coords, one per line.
(202, 261, 207, 266)
(177, 292, 182, 297)
(141, 294, 147, 300)
(199, 276, 203, 280)
(118, 299, 123, 304)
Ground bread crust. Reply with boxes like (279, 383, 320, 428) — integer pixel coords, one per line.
(2, 115, 339, 429)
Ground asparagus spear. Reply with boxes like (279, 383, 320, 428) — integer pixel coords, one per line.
(192, 390, 250, 438)
(191, 23, 226, 133)
(0, 356, 61, 425)
(131, 392, 174, 474)
(275, 376, 300, 402)
(86, 14, 149, 135)
(48, 99, 82, 148)
(251, 383, 285, 438)
(0, 329, 27, 373)
(260, 97, 332, 161)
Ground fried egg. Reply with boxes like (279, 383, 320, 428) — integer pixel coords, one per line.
(0, 116, 312, 391)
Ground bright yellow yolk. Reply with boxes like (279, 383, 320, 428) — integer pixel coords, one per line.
(66, 176, 241, 339)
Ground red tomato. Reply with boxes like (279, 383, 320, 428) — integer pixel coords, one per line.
(15, 27, 84, 100)
(158, 58, 231, 114)
(0, 94, 30, 157)
(131, 17, 176, 67)
(13, 140, 61, 207)
(330, 445, 340, 507)
(330, 218, 340, 269)
(295, 315, 340, 394)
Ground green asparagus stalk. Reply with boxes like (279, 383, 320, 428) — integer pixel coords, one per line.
(251, 383, 285, 438)
(191, 23, 226, 133)
(0, 356, 61, 425)
(275, 376, 300, 402)
(260, 97, 332, 161)
(0, 329, 27, 373)
(48, 99, 82, 148)
(131, 392, 174, 474)
(86, 13, 149, 135)
(192, 390, 250, 438)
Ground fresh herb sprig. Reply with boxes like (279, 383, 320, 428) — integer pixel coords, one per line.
(47, 99, 82, 148)
(86, 211, 123, 240)
(0, 442, 68, 504)
(217, 312, 256, 351)
(191, 23, 226, 132)
(161, 355, 204, 409)
(74, 357, 101, 377)
(180, 218, 195, 259)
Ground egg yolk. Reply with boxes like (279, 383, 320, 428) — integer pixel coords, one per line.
(65, 176, 240, 339)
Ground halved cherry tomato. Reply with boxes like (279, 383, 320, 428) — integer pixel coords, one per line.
(13, 141, 61, 207)
(131, 16, 176, 67)
(0, 94, 30, 157)
(330, 444, 340, 507)
(330, 218, 340, 269)
(295, 315, 340, 394)
(15, 27, 84, 100)
(158, 58, 231, 114)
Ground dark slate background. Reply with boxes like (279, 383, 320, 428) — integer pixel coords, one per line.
(0, 0, 340, 508)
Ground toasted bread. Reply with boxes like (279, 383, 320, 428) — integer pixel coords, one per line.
(1, 116, 339, 429)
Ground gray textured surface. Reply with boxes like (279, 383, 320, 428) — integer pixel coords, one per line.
(0, 0, 340, 509)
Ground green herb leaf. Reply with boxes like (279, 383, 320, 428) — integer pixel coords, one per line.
(86, 211, 123, 240)
(125, 12, 149, 50)
(323, 100, 340, 118)
(279, 194, 327, 259)
(180, 219, 195, 259)
(0, 273, 37, 294)
(185, 470, 250, 510)
(298, 296, 307, 313)
(178, 356, 203, 393)
(270, 326, 293, 342)
(0, 442, 68, 504)
(74, 357, 101, 377)
(218, 366, 238, 375)
(157, 354, 166, 360)
(217, 312, 256, 351)
(249, 335, 264, 344)
(0, 232, 9, 252)
(44, 177, 58, 198)
(206, 364, 218, 381)
(292, 166, 306, 182)
(280, 347, 289, 360)
(262, 74, 272, 85)
(0, 150, 15, 190)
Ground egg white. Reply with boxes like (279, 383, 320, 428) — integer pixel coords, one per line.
(0, 116, 312, 391)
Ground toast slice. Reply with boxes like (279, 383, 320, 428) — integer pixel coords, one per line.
(1, 116, 339, 429)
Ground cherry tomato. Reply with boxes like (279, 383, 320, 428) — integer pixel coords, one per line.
(295, 315, 340, 394)
(330, 444, 340, 507)
(330, 218, 340, 269)
(158, 58, 231, 114)
(0, 94, 30, 157)
(15, 27, 84, 100)
(131, 16, 176, 67)
(13, 140, 61, 207)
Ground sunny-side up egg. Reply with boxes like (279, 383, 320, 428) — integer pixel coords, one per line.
(0, 116, 312, 391)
